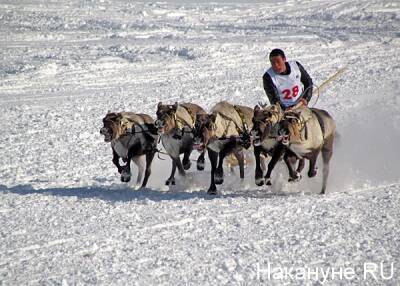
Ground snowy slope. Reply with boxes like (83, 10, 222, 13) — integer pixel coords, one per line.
(1, 0, 399, 285)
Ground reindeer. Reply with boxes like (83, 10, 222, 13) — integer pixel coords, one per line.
(275, 107, 336, 194)
(155, 102, 206, 185)
(192, 101, 252, 195)
(251, 103, 305, 186)
(100, 112, 158, 188)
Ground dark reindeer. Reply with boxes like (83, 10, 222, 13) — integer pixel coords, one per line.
(100, 112, 158, 188)
(251, 104, 305, 186)
(193, 101, 253, 195)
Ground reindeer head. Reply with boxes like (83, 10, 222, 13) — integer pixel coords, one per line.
(192, 113, 217, 152)
(251, 104, 282, 146)
(155, 102, 179, 134)
(100, 112, 123, 142)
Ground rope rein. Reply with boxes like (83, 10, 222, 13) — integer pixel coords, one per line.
(311, 65, 347, 107)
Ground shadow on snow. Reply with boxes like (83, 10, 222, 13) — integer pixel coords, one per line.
(0, 183, 304, 203)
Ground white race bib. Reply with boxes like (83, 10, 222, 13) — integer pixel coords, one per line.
(267, 61, 304, 107)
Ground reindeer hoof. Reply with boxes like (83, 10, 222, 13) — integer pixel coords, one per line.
(215, 169, 224, 184)
(165, 179, 175, 186)
(121, 175, 131, 183)
(120, 168, 131, 182)
(289, 173, 302, 182)
(265, 178, 272, 186)
(207, 186, 217, 195)
(214, 173, 224, 185)
(255, 177, 265, 186)
(183, 161, 191, 170)
(197, 160, 205, 171)
(308, 169, 317, 178)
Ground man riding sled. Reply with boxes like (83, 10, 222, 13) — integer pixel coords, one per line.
(260, 48, 336, 195)
(263, 48, 314, 138)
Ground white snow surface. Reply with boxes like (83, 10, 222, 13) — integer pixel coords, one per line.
(1, 0, 400, 285)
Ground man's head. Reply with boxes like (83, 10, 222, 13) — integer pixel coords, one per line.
(269, 48, 286, 74)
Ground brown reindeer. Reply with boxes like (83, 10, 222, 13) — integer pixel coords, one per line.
(155, 102, 206, 185)
(276, 107, 336, 194)
(193, 101, 253, 194)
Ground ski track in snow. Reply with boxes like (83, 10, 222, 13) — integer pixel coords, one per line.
(0, 0, 399, 285)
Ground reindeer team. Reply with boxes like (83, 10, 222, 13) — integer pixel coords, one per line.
(100, 100, 336, 195)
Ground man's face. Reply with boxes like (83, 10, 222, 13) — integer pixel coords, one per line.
(270, 55, 286, 74)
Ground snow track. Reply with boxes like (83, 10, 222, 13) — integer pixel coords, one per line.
(0, 0, 399, 285)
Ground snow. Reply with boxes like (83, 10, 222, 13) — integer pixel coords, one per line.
(1, 0, 399, 285)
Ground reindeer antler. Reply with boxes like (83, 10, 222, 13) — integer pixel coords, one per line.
(258, 101, 268, 109)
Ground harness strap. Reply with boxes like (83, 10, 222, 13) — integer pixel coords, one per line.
(233, 105, 249, 133)
(284, 111, 309, 141)
(122, 117, 158, 145)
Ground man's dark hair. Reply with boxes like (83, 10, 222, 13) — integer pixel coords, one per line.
(269, 49, 285, 59)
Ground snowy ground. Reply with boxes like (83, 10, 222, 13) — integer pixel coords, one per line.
(1, 0, 400, 285)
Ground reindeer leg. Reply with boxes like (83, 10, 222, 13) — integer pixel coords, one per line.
(320, 150, 332, 195)
(141, 151, 156, 188)
(182, 148, 192, 170)
(234, 149, 245, 180)
(260, 153, 267, 172)
(215, 140, 237, 184)
(121, 151, 133, 183)
(197, 150, 205, 171)
(207, 149, 218, 195)
(215, 149, 227, 185)
(166, 157, 177, 185)
(254, 146, 264, 186)
(285, 152, 302, 182)
(175, 157, 185, 177)
(265, 144, 285, 186)
(296, 158, 305, 174)
(308, 150, 320, 178)
(112, 149, 122, 174)
(132, 155, 145, 186)
(320, 137, 334, 194)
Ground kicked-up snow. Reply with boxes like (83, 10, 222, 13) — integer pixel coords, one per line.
(0, 0, 399, 285)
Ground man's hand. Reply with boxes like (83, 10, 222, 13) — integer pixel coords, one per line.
(299, 98, 308, 106)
